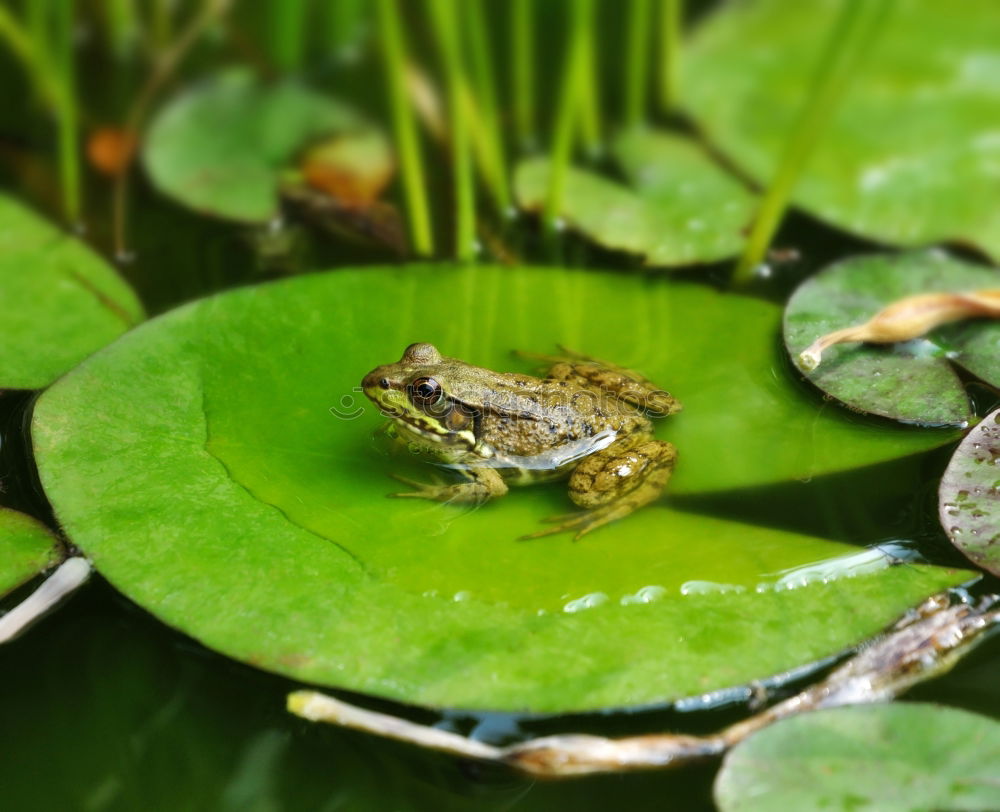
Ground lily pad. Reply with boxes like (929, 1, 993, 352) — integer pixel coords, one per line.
(0, 508, 61, 599)
(715, 703, 1000, 812)
(32, 265, 970, 712)
(940, 407, 1000, 576)
(515, 130, 755, 266)
(683, 0, 1000, 259)
(0, 196, 144, 390)
(784, 251, 1000, 426)
(144, 70, 385, 223)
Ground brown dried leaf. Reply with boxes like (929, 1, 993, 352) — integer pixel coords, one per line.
(799, 289, 1000, 371)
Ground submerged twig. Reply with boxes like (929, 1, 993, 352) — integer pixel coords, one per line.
(0, 557, 92, 644)
(288, 592, 1000, 778)
(799, 289, 1000, 371)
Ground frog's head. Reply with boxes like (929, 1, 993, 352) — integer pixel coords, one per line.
(361, 343, 477, 447)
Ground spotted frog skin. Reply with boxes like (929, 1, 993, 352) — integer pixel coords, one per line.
(361, 343, 680, 539)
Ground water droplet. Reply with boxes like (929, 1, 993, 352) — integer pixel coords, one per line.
(679, 581, 745, 596)
(563, 592, 608, 613)
(620, 585, 667, 605)
(453, 590, 472, 602)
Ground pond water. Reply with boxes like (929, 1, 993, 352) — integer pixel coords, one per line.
(1, 4, 999, 808)
(1, 174, 997, 810)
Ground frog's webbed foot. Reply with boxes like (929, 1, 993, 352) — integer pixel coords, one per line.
(521, 436, 677, 541)
(520, 504, 639, 541)
(388, 468, 508, 505)
(513, 347, 680, 416)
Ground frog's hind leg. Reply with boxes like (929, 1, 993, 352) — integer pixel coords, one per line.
(390, 467, 508, 505)
(521, 435, 677, 541)
(515, 348, 680, 416)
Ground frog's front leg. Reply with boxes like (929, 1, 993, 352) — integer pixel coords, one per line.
(389, 466, 508, 505)
(522, 435, 676, 540)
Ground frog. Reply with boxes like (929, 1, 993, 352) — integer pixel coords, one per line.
(360, 343, 681, 539)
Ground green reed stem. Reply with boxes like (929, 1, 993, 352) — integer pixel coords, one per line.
(576, 4, 601, 156)
(52, 0, 80, 225)
(463, 0, 510, 214)
(659, 0, 681, 111)
(624, 0, 652, 130)
(428, 0, 475, 260)
(149, 0, 173, 50)
(543, 0, 593, 232)
(26, 0, 51, 69)
(104, 0, 137, 58)
(376, 0, 434, 256)
(733, 0, 891, 285)
(270, 0, 307, 72)
(0, 4, 61, 108)
(323, 0, 365, 60)
(511, 0, 534, 149)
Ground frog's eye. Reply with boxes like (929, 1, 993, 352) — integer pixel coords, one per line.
(408, 377, 443, 407)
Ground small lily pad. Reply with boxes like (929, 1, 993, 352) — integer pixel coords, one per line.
(683, 0, 1000, 259)
(144, 70, 384, 223)
(0, 196, 144, 390)
(32, 265, 970, 711)
(784, 251, 1000, 426)
(940, 407, 1000, 576)
(715, 703, 1000, 812)
(0, 508, 61, 599)
(514, 130, 755, 267)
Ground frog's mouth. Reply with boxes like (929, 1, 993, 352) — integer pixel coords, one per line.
(362, 379, 477, 449)
(391, 410, 475, 448)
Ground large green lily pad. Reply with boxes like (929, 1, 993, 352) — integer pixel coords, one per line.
(784, 251, 1000, 426)
(515, 130, 755, 267)
(0, 508, 61, 598)
(940, 407, 1000, 576)
(32, 266, 969, 711)
(144, 70, 385, 223)
(0, 196, 144, 390)
(683, 0, 1000, 259)
(715, 703, 1000, 812)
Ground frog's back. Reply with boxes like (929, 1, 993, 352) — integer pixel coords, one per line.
(476, 375, 649, 459)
